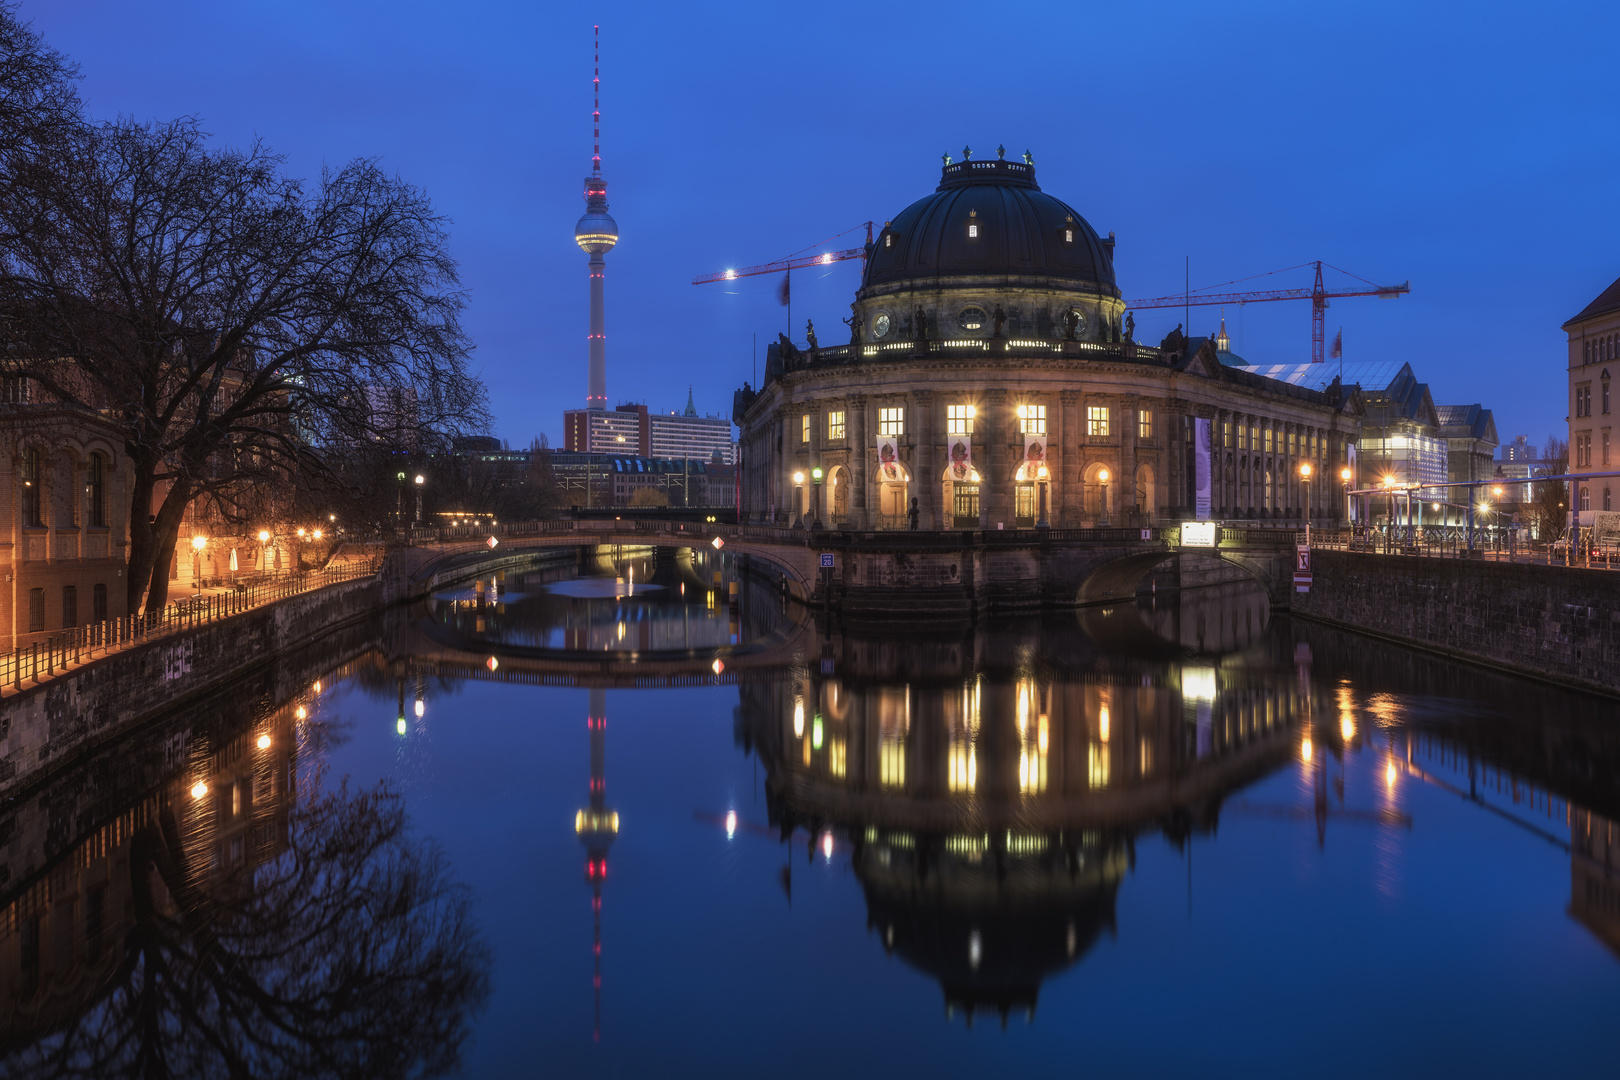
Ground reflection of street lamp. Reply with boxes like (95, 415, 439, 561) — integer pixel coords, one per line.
(1098, 467, 1110, 526)
(414, 473, 425, 526)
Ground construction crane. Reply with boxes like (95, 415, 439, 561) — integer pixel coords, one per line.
(1126, 261, 1409, 364)
(692, 222, 874, 285)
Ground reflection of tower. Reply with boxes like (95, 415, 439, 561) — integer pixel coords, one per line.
(574, 25, 618, 411)
(575, 688, 618, 1040)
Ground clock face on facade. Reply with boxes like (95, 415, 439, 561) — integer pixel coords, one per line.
(873, 313, 890, 338)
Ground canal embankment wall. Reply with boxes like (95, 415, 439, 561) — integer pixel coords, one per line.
(1290, 550, 1620, 697)
(0, 574, 384, 799)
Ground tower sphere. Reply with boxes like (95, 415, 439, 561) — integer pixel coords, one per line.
(575, 208, 618, 254)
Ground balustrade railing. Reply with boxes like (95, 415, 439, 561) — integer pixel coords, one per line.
(0, 557, 380, 693)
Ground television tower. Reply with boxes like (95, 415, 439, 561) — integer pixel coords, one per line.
(575, 689, 618, 1040)
(574, 25, 618, 411)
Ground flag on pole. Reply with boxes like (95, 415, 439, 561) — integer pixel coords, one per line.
(778, 270, 790, 307)
(1330, 328, 1342, 359)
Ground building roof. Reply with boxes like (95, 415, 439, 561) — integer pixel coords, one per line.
(1436, 403, 1498, 445)
(1363, 362, 1439, 428)
(1564, 273, 1620, 328)
(860, 157, 1117, 297)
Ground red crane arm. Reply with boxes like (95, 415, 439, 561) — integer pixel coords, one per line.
(1125, 282, 1409, 309)
(693, 246, 865, 285)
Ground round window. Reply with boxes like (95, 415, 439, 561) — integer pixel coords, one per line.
(873, 313, 891, 339)
(958, 306, 988, 332)
(1064, 308, 1088, 335)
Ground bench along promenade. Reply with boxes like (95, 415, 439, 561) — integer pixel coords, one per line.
(0, 516, 1616, 803)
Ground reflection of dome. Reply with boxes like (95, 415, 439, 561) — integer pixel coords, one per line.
(858, 835, 1125, 1024)
(861, 158, 1116, 297)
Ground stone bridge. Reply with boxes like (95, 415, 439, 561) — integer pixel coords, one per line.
(384, 520, 1302, 619)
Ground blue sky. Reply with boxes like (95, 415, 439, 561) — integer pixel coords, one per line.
(24, 0, 1619, 448)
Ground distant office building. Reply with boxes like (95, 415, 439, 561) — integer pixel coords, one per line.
(1436, 404, 1499, 489)
(1357, 363, 1448, 491)
(533, 448, 727, 508)
(1564, 273, 1620, 525)
(564, 390, 735, 463)
(1500, 434, 1537, 463)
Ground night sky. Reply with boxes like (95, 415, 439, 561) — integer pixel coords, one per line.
(23, 0, 1619, 449)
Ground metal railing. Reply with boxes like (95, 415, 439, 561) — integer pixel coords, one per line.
(0, 558, 380, 693)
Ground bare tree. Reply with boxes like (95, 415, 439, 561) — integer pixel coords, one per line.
(1532, 434, 1569, 541)
(0, 113, 488, 612)
(0, 4, 80, 160)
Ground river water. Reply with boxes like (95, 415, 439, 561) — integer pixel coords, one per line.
(1, 547, 1616, 1078)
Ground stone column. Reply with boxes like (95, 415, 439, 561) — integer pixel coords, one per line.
(1164, 403, 1185, 519)
(982, 388, 1009, 529)
(1059, 390, 1081, 526)
(849, 394, 869, 529)
(805, 403, 823, 525)
(1119, 395, 1139, 525)
(912, 389, 936, 529)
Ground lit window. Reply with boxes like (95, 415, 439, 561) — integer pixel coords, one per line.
(884, 233, 892, 248)
(828, 410, 846, 440)
(958, 306, 987, 331)
(1017, 404, 1046, 436)
(1087, 406, 1109, 437)
(967, 223, 978, 238)
(1064, 228, 1074, 243)
(947, 404, 975, 435)
(1088, 741, 1110, 789)
(801, 415, 810, 443)
(1264, 427, 1274, 453)
(1222, 420, 1232, 448)
(1140, 411, 1153, 440)
(879, 407, 905, 437)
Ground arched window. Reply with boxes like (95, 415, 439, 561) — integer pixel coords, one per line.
(1579, 485, 1591, 511)
(86, 452, 106, 527)
(19, 447, 40, 527)
(1264, 468, 1274, 511)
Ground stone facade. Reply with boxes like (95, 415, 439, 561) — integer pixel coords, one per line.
(1564, 273, 1620, 524)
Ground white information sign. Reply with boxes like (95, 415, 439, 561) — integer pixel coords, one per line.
(1180, 521, 1217, 547)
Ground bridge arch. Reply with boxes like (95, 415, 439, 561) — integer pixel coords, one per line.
(1076, 549, 1283, 608)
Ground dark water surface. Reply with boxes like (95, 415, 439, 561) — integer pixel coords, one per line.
(2, 548, 1617, 1078)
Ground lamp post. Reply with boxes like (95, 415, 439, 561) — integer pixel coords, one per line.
(1098, 467, 1110, 527)
(1299, 462, 1313, 546)
(396, 471, 406, 535)
(191, 535, 206, 597)
(793, 471, 806, 525)
(1340, 466, 1352, 530)
(257, 529, 272, 577)
(811, 467, 823, 528)
(414, 474, 425, 527)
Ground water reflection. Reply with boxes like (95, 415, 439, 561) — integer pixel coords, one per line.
(1080, 573, 1272, 657)
(0, 691, 490, 1078)
(737, 619, 1309, 1023)
(427, 546, 747, 655)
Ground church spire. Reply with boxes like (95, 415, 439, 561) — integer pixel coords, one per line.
(684, 386, 697, 417)
(1216, 310, 1231, 352)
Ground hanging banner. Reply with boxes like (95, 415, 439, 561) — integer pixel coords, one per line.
(948, 437, 973, 480)
(1023, 433, 1047, 476)
(1194, 417, 1212, 520)
(876, 436, 903, 482)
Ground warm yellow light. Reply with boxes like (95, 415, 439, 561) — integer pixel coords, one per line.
(414, 474, 424, 485)
(711, 658, 725, 675)
(1382, 476, 1396, 488)
(296, 527, 305, 537)
(725, 809, 738, 838)
(1340, 715, 1355, 742)
(1098, 468, 1110, 483)
(256, 734, 271, 750)
(313, 529, 323, 540)
(1098, 705, 1110, 743)
(257, 530, 270, 543)
(415, 699, 425, 718)
(1300, 462, 1312, 479)
(486, 656, 499, 672)
(1301, 737, 1314, 763)
(295, 705, 307, 720)
(191, 535, 206, 550)
(793, 699, 805, 738)
(1340, 467, 1352, 482)
(1385, 761, 1398, 788)
(312, 681, 322, 693)
(1492, 486, 1503, 498)
(793, 471, 805, 484)
(821, 831, 834, 859)
(191, 781, 208, 800)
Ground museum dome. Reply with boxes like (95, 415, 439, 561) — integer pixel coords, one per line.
(860, 156, 1117, 298)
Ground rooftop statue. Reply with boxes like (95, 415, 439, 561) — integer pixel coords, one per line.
(992, 304, 1007, 339)
(1023, 149, 1034, 165)
(1063, 309, 1081, 341)
(913, 305, 929, 343)
(843, 307, 863, 344)
(1159, 323, 1186, 355)
(1124, 312, 1135, 344)
(805, 319, 818, 351)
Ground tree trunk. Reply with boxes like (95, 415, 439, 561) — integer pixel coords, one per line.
(123, 457, 161, 614)
(143, 479, 193, 614)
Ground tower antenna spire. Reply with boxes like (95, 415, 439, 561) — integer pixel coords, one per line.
(592, 24, 601, 176)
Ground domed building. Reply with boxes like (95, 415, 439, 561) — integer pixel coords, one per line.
(734, 154, 1363, 529)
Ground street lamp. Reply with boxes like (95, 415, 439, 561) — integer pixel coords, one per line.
(414, 473, 425, 526)
(1340, 466, 1353, 528)
(792, 471, 806, 523)
(396, 471, 407, 532)
(811, 467, 823, 526)
(1299, 462, 1313, 545)
(1098, 467, 1110, 527)
(191, 534, 206, 597)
